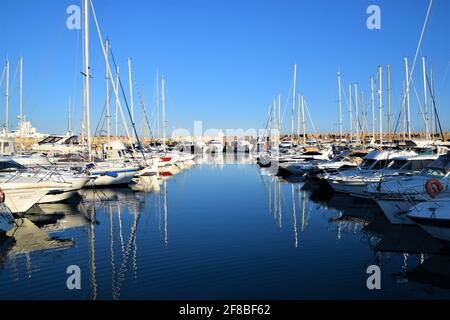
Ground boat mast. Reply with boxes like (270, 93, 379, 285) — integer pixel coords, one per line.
(348, 84, 352, 142)
(68, 97, 72, 134)
(378, 65, 383, 144)
(387, 64, 391, 142)
(156, 71, 160, 139)
(354, 83, 359, 142)
(141, 86, 146, 143)
(128, 58, 135, 144)
(115, 66, 119, 140)
(430, 63, 435, 139)
(404, 58, 411, 140)
(337, 72, 343, 141)
(422, 57, 429, 140)
(273, 98, 276, 146)
(297, 93, 301, 139)
(278, 94, 281, 133)
(161, 76, 166, 150)
(402, 80, 407, 141)
(371, 77, 375, 141)
(19, 56, 23, 136)
(105, 39, 110, 146)
(301, 95, 306, 145)
(361, 91, 365, 142)
(291, 64, 297, 147)
(83, 0, 91, 160)
(5, 60, 9, 133)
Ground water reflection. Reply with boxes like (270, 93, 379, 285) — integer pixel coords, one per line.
(263, 170, 450, 295)
(1, 155, 450, 299)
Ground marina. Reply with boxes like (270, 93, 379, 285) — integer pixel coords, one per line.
(0, 0, 450, 301)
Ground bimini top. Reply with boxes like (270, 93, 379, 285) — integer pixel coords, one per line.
(363, 149, 417, 161)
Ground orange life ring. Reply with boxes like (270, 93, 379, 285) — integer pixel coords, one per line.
(0, 189, 5, 203)
(425, 179, 443, 199)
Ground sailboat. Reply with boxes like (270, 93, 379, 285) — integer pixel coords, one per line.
(77, 0, 141, 187)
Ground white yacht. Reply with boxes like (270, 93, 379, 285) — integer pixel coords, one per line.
(279, 149, 364, 176)
(0, 177, 71, 213)
(31, 134, 85, 155)
(0, 137, 52, 167)
(206, 140, 224, 154)
(0, 157, 91, 204)
(325, 149, 418, 194)
(408, 198, 450, 241)
(368, 154, 450, 224)
(344, 154, 438, 198)
(231, 140, 253, 153)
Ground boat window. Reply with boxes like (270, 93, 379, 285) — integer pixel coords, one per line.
(0, 160, 25, 172)
(38, 136, 63, 144)
(372, 160, 390, 170)
(360, 159, 376, 169)
(420, 167, 447, 178)
(64, 136, 80, 145)
(388, 160, 408, 170)
(411, 160, 433, 171)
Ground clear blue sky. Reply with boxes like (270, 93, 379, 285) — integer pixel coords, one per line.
(0, 0, 449, 136)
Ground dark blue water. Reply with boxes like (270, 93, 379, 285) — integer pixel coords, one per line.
(1, 155, 450, 300)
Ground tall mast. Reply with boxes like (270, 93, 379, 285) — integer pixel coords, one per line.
(404, 58, 411, 140)
(348, 84, 352, 141)
(83, 0, 91, 160)
(422, 57, 429, 140)
(371, 77, 375, 141)
(301, 95, 306, 145)
(378, 65, 383, 144)
(337, 72, 343, 141)
(297, 93, 301, 139)
(5, 60, 9, 133)
(291, 64, 297, 147)
(354, 83, 359, 142)
(141, 86, 146, 143)
(273, 98, 276, 135)
(19, 56, 23, 136)
(68, 97, 72, 134)
(430, 63, 435, 139)
(105, 39, 110, 146)
(276, 94, 281, 153)
(115, 66, 119, 140)
(128, 58, 134, 123)
(387, 64, 391, 142)
(161, 76, 166, 149)
(361, 91, 365, 142)
(402, 80, 407, 140)
(156, 71, 160, 139)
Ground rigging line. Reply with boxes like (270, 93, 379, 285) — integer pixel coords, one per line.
(303, 98, 320, 146)
(409, 77, 428, 128)
(399, 0, 433, 120)
(426, 74, 445, 140)
(89, 0, 144, 160)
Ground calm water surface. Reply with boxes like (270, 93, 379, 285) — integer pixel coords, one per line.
(1, 155, 450, 300)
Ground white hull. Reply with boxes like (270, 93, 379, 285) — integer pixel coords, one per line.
(328, 180, 366, 194)
(38, 178, 90, 204)
(375, 199, 416, 224)
(89, 170, 137, 187)
(0, 182, 70, 213)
